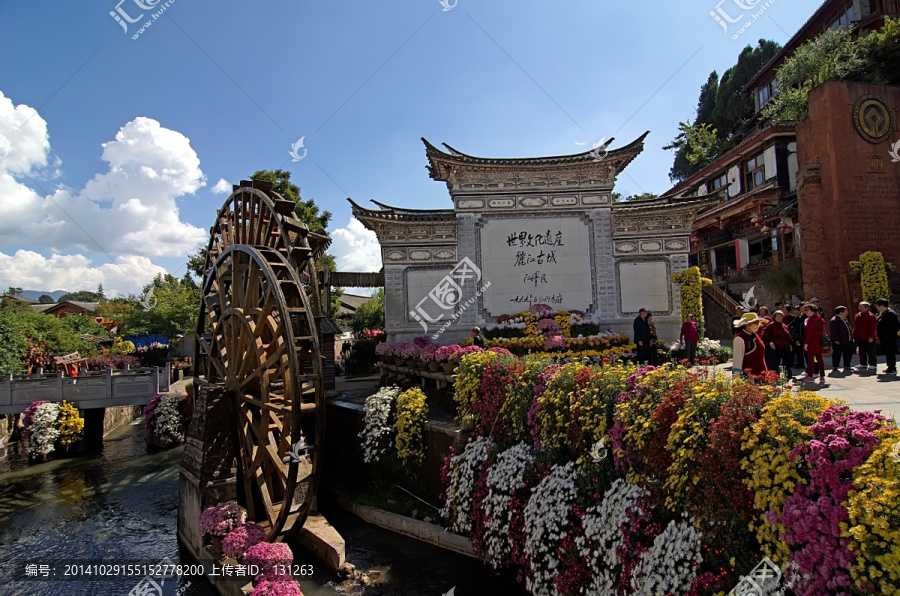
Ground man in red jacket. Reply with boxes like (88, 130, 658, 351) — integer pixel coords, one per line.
(854, 301, 878, 371)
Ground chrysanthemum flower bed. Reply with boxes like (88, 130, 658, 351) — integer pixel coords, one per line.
(21, 399, 85, 460)
(199, 501, 306, 595)
(440, 358, 900, 595)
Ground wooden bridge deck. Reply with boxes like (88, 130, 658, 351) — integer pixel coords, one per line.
(0, 364, 171, 414)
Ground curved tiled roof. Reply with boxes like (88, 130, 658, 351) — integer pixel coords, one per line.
(348, 198, 455, 222)
(422, 132, 650, 169)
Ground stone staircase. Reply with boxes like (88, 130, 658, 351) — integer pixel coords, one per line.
(702, 285, 744, 340)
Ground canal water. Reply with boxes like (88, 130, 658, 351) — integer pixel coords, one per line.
(0, 421, 523, 596)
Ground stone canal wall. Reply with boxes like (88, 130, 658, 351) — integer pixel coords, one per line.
(103, 405, 143, 437)
(323, 397, 458, 506)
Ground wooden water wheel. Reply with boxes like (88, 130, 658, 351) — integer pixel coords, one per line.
(196, 180, 331, 540)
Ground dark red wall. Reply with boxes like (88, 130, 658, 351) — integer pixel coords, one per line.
(797, 80, 900, 312)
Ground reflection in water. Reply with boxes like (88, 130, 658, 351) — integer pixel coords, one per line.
(0, 422, 208, 596)
(0, 422, 522, 596)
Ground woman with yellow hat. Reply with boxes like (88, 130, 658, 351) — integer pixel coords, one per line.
(733, 312, 769, 378)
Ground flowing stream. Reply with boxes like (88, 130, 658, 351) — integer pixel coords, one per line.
(0, 420, 522, 596)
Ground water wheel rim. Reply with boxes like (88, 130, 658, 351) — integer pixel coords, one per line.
(195, 185, 325, 365)
(201, 243, 323, 539)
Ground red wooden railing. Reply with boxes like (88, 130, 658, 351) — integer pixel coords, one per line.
(704, 284, 745, 317)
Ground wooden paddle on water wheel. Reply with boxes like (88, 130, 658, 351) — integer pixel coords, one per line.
(195, 180, 331, 541)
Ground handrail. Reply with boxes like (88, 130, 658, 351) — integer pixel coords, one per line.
(704, 284, 745, 317)
(1, 363, 170, 414)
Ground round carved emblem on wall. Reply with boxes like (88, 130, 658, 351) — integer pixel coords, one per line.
(853, 95, 894, 144)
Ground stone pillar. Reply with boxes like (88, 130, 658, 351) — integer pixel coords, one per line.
(178, 381, 237, 560)
(82, 408, 105, 453)
(796, 160, 828, 304)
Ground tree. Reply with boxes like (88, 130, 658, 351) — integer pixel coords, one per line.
(351, 289, 385, 334)
(663, 122, 719, 169)
(763, 27, 863, 121)
(38, 294, 55, 304)
(58, 290, 104, 303)
(186, 245, 208, 281)
(667, 40, 782, 183)
(857, 17, 900, 86)
(122, 273, 200, 337)
(250, 169, 331, 231)
(0, 310, 27, 375)
(6, 287, 23, 296)
(612, 192, 660, 202)
(96, 298, 133, 330)
(0, 307, 107, 374)
(764, 20, 900, 121)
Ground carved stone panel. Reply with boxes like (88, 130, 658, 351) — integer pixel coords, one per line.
(458, 198, 485, 210)
(480, 216, 593, 316)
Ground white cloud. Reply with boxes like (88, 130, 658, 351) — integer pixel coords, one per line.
(0, 90, 52, 236)
(212, 178, 231, 194)
(0, 91, 208, 296)
(330, 217, 382, 272)
(0, 250, 166, 297)
(29, 117, 207, 257)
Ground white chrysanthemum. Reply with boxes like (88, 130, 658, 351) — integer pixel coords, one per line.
(359, 386, 401, 463)
(524, 462, 578, 596)
(631, 517, 703, 596)
(29, 403, 60, 457)
(153, 393, 183, 447)
(482, 443, 534, 567)
(577, 479, 649, 595)
(441, 436, 494, 534)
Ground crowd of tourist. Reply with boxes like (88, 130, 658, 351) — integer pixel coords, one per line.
(730, 298, 899, 382)
(632, 298, 900, 384)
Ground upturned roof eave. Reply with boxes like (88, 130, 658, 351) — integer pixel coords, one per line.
(422, 131, 650, 171)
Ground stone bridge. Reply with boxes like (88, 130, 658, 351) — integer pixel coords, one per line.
(0, 365, 171, 415)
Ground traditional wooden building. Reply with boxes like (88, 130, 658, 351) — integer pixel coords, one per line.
(665, 0, 900, 311)
(353, 136, 713, 343)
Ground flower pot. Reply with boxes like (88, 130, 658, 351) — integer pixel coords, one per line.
(718, 355, 728, 364)
(427, 361, 441, 372)
(442, 362, 457, 374)
(211, 536, 224, 554)
(405, 359, 416, 369)
(381, 356, 393, 365)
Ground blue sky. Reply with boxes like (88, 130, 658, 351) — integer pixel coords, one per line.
(0, 0, 818, 296)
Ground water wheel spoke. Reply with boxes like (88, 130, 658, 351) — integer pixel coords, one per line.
(197, 186, 326, 540)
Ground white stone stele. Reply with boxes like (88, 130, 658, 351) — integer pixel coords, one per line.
(480, 216, 593, 316)
(618, 261, 669, 313)
(406, 269, 454, 323)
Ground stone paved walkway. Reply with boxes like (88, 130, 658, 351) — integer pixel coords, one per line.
(720, 355, 900, 421)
